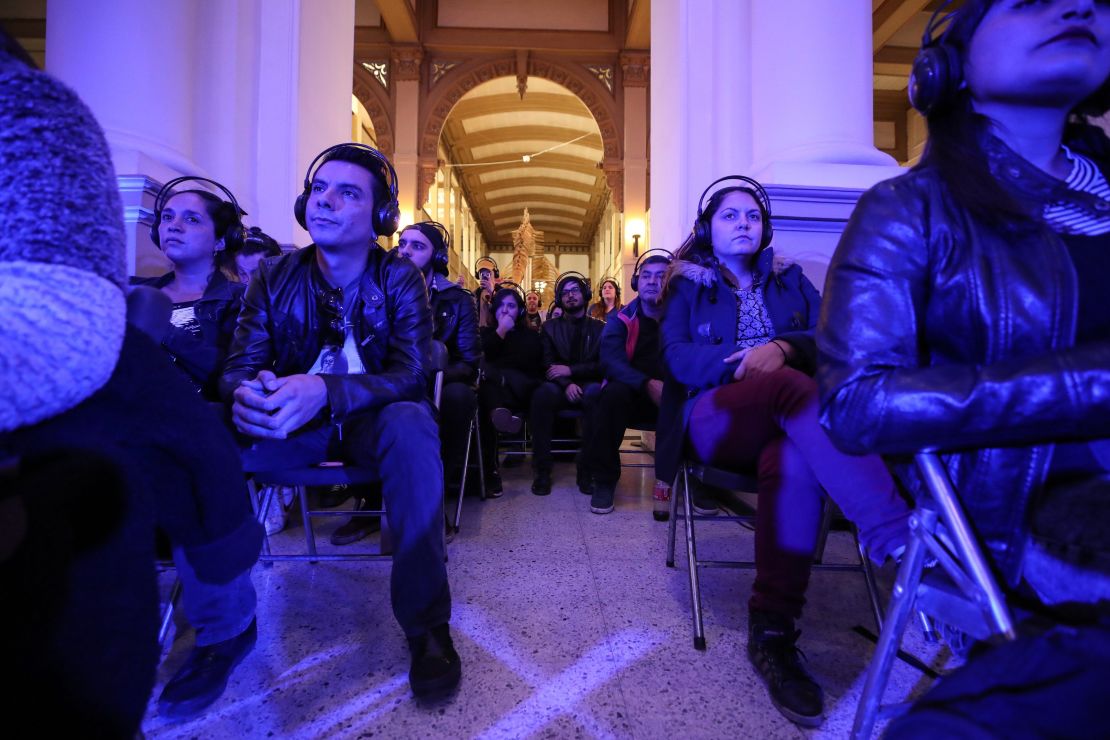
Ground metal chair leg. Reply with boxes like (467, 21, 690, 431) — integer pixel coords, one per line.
(474, 409, 486, 499)
(158, 578, 181, 647)
(851, 512, 931, 740)
(856, 530, 884, 632)
(454, 416, 473, 530)
(297, 485, 318, 560)
(681, 465, 707, 651)
(666, 467, 681, 567)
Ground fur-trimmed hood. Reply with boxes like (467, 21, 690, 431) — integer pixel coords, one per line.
(666, 247, 795, 289)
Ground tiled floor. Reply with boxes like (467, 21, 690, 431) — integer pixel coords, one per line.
(144, 455, 952, 739)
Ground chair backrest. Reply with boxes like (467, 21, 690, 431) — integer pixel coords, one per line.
(429, 339, 448, 410)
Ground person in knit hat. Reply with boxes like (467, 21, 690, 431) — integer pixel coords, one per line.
(0, 29, 261, 733)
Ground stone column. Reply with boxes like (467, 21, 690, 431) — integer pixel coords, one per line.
(620, 51, 650, 298)
(392, 45, 424, 233)
(749, 0, 899, 187)
(649, 0, 754, 258)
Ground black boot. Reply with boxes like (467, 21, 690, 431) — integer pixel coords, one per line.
(747, 610, 823, 728)
(408, 623, 462, 699)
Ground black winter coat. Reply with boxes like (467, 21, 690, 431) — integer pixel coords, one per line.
(540, 314, 605, 388)
(221, 245, 433, 423)
(818, 129, 1110, 583)
(131, 270, 244, 399)
(428, 273, 481, 385)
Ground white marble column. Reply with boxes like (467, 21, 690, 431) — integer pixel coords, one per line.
(649, 0, 754, 258)
(749, 0, 899, 187)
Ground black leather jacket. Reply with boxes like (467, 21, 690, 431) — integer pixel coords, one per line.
(818, 129, 1110, 584)
(130, 270, 244, 400)
(220, 245, 433, 422)
(428, 273, 481, 385)
(540, 313, 605, 388)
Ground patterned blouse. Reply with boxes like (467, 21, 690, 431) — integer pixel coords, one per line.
(734, 284, 775, 349)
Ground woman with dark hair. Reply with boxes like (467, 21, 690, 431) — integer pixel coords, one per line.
(478, 285, 544, 496)
(662, 176, 913, 728)
(588, 278, 622, 322)
(132, 185, 245, 400)
(820, 0, 1110, 610)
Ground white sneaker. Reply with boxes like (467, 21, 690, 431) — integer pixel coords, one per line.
(261, 486, 292, 536)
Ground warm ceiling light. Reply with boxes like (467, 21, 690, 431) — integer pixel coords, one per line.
(522, 154, 531, 163)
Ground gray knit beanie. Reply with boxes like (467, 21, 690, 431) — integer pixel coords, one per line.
(0, 47, 127, 432)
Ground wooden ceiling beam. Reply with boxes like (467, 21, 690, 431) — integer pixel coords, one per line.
(873, 0, 931, 51)
(376, 0, 419, 44)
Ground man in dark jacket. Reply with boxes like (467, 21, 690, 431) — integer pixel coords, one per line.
(529, 274, 604, 495)
(220, 144, 460, 699)
(581, 254, 671, 516)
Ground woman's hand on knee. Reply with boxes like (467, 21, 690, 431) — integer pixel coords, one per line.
(728, 342, 786, 381)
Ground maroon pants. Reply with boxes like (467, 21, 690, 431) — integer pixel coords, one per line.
(687, 368, 909, 619)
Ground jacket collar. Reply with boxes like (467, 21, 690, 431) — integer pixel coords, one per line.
(669, 247, 792, 289)
(983, 130, 1110, 218)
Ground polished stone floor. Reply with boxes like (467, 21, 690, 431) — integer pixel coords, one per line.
(144, 451, 951, 739)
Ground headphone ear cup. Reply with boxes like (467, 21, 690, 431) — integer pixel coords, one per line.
(694, 215, 711, 247)
(761, 211, 774, 249)
(631, 270, 639, 293)
(375, 200, 400, 238)
(294, 190, 309, 229)
(224, 224, 246, 253)
(909, 43, 961, 115)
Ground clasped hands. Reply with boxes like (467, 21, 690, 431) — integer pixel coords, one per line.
(232, 370, 329, 439)
(724, 341, 788, 381)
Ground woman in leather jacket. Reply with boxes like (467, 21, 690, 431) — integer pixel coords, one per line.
(395, 221, 482, 488)
(133, 186, 245, 400)
(818, 0, 1110, 604)
(662, 176, 912, 729)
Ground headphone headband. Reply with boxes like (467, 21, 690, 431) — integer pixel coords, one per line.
(151, 175, 246, 251)
(155, 176, 244, 220)
(696, 175, 772, 219)
(302, 143, 398, 201)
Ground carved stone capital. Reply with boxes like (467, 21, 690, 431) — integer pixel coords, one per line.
(391, 46, 424, 82)
(418, 159, 440, 209)
(620, 52, 650, 88)
(602, 161, 624, 211)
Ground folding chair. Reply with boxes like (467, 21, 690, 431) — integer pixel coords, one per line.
(247, 341, 451, 562)
(452, 403, 487, 532)
(666, 459, 884, 651)
(850, 452, 1017, 739)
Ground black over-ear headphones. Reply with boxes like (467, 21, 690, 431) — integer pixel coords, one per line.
(694, 175, 774, 250)
(630, 248, 674, 292)
(402, 221, 450, 275)
(294, 143, 400, 237)
(554, 270, 592, 309)
(474, 256, 500, 280)
(491, 280, 526, 313)
(151, 176, 246, 252)
(909, 1, 960, 116)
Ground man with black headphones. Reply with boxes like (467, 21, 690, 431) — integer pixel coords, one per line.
(529, 272, 605, 496)
(220, 143, 461, 699)
(580, 251, 673, 517)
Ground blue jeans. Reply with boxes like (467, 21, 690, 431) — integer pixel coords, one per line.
(240, 401, 450, 637)
(172, 546, 257, 647)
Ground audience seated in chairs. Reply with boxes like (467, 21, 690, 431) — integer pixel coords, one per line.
(662, 174, 913, 729)
(0, 36, 262, 732)
(588, 277, 622, 322)
(820, 2, 1110, 729)
(131, 176, 248, 401)
(478, 285, 545, 496)
(220, 142, 461, 699)
(529, 272, 605, 496)
(579, 251, 673, 517)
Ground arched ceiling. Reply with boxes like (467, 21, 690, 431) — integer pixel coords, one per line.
(438, 76, 608, 249)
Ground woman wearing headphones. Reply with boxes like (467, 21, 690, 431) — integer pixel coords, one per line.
(133, 179, 246, 400)
(662, 176, 912, 728)
(477, 284, 544, 495)
(820, 1, 1110, 615)
(588, 278, 622, 322)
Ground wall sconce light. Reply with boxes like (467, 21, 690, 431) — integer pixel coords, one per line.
(632, 234, 641, 258)
(625, 216, 646, 259)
